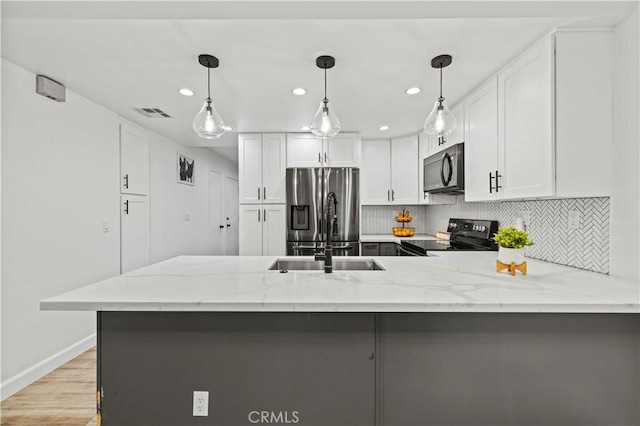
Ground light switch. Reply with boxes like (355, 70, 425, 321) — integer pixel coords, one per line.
(102, 220, 110, 233)
(185, 213, 191, 222)
(568, 211, 581, 230)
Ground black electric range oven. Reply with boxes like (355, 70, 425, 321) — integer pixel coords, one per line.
(398, 218, 499, 256)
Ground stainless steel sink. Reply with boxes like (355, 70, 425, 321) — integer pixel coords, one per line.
(269, 258, 385, 271)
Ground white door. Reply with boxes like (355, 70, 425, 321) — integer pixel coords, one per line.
(361, 140, 391, 205)
(120, 122, 149, 195)
(262, 133, 287, 203)
(464, 78, 499, 202)
(286, 134, 323, 167)
(391, 135, 419, 204)
(224, 176, 239, 255)
(262, 204, 286, 256)
(238, 134, 263, 204)
(120, 194, 149, 274)
(209, 170, 225, 255)
(498, 38, 554, 199)
(324, 133, 361, 167)
(239, 205, 262, 256)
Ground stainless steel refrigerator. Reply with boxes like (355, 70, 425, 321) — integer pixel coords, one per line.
(286, 168, 360, 256)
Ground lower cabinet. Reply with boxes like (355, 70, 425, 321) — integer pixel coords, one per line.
(361, 242, 398, 256)
(239, 204, 286, 255)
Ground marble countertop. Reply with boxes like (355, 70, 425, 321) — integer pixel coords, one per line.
(360, 234, 437, 243)
(40, 254, 639, 313)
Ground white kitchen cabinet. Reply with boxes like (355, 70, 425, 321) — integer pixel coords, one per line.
(120, 194, 149, 274)
(464, 30, 612, 202)
(361, 135, 420, 205)
(464, 78, 499, 202)
(120, 122, 149, 195)
(427, 102, 465, 155)
(286, 133, 360, 168)
(498, 36, 554, 199)
(239, 204, 286, 256)
(238, 133, 286, 204)
(417, 133, 457, 205)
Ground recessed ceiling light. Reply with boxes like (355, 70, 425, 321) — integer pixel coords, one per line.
(292, 88, 306, 95)
(300, 126, 311, 131)
(178, 88, 194, 96)
(405, 87, 421, 95)
(379, 125, 390, 131)
(223, 126, 232, 131)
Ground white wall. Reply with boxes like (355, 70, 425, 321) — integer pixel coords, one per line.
(1, 59, 239, 398)
(148, 131, 237, 264)
(1, 60, 120, 390)
(610, 6, 640, 281)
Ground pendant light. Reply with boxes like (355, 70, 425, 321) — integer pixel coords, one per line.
(423, 54, 457, 138)
(192, 54, 226, 139)
(310, 55, 341, 138)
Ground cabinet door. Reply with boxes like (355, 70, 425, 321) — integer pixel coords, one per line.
(324, 133, 361, 167)
(361, 140, 392, 205)
(427, 102, 464, 155)
(238, 134, 263, 204)
(391, 135, 419, 205)
(498, 38, 554, 199)
(286, 134, 323, 167)
(262, 133, 286, 204)
(120, 194, 149, 274)
(239, 205, 263, 256)
(464, 79, 499, 202)
(120, 122, 149, 195)
(361, 243, 380, 256)
(262, 204, 286, 256)
(379, 243, 398, 256)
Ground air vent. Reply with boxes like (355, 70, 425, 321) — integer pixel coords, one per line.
(133, 108, 171, 118)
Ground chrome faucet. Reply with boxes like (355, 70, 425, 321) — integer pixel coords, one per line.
(315, 192, 338, 273)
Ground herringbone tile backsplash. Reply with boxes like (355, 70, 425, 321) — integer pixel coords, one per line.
(362, 197, 610, 274)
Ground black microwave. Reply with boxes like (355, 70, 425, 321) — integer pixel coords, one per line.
(423, 143, 464, 194)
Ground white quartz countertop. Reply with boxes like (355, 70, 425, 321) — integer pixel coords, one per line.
(40, 254, 639, 313)
(360, 234, 437, 243)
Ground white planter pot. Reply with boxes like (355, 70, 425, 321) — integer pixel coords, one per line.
(498, 247, 526, 265)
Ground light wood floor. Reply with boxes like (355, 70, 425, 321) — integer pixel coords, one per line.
(1, 347, 97, 426)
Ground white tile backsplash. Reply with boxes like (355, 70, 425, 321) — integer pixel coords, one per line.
(362, 196, 610, 274)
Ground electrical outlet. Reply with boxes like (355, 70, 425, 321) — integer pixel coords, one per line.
(193, 391, 209, 417)
(102, 220, 110, 233)
(518, 211, 531, 228)
(568, 211, 581, 230)
(184, 213, 191, 222)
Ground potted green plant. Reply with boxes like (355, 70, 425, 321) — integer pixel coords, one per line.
(493, 226, 534, 265)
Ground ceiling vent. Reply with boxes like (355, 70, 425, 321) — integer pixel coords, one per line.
(133, 108, 171, 118)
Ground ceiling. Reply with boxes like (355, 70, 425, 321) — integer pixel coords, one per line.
(2, 1, 636, 164)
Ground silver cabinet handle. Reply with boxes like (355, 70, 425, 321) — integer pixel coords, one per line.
(123, 174, 129, 189)
(258, 187, 261, 200)
(258, 209, 260, 222)
(263, 187, 266, 199)
(263, 209, 266, 221)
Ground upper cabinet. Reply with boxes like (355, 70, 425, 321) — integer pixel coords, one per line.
(361, 135, 420, 205)
(427, 102, 465, 155)
(464, 30, 613, 202)
(286, 133, 361, 168)
(120, 122, 149, 195)
(238, 133, 286, 204)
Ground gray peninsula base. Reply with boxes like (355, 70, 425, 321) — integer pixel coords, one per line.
(97, 312, 639, 426)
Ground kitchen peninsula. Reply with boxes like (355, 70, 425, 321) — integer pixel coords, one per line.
(42, 254, 640, 426)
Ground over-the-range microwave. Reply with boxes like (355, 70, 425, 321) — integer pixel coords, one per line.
(423, 142, 464, 194)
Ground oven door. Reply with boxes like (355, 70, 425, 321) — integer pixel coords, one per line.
(397, 245, 426, 257)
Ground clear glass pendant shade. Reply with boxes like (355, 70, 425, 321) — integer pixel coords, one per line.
(310, 99, 341, 138)
(192, 98, 226, 139)
(423, 97, 457, 137)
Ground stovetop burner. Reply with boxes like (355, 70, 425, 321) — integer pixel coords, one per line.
(400, 218, 499, 255)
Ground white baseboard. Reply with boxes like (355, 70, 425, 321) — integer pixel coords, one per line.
(1, 333, 96, 401)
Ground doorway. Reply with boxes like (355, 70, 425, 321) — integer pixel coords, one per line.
(224, 176, 239, 255)
(209, 171, 239, 255)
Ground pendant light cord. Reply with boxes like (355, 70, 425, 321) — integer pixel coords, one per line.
(207, 67, 211, 100)
(439, 66, 443, 99)
(324, 67, 327, 100)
